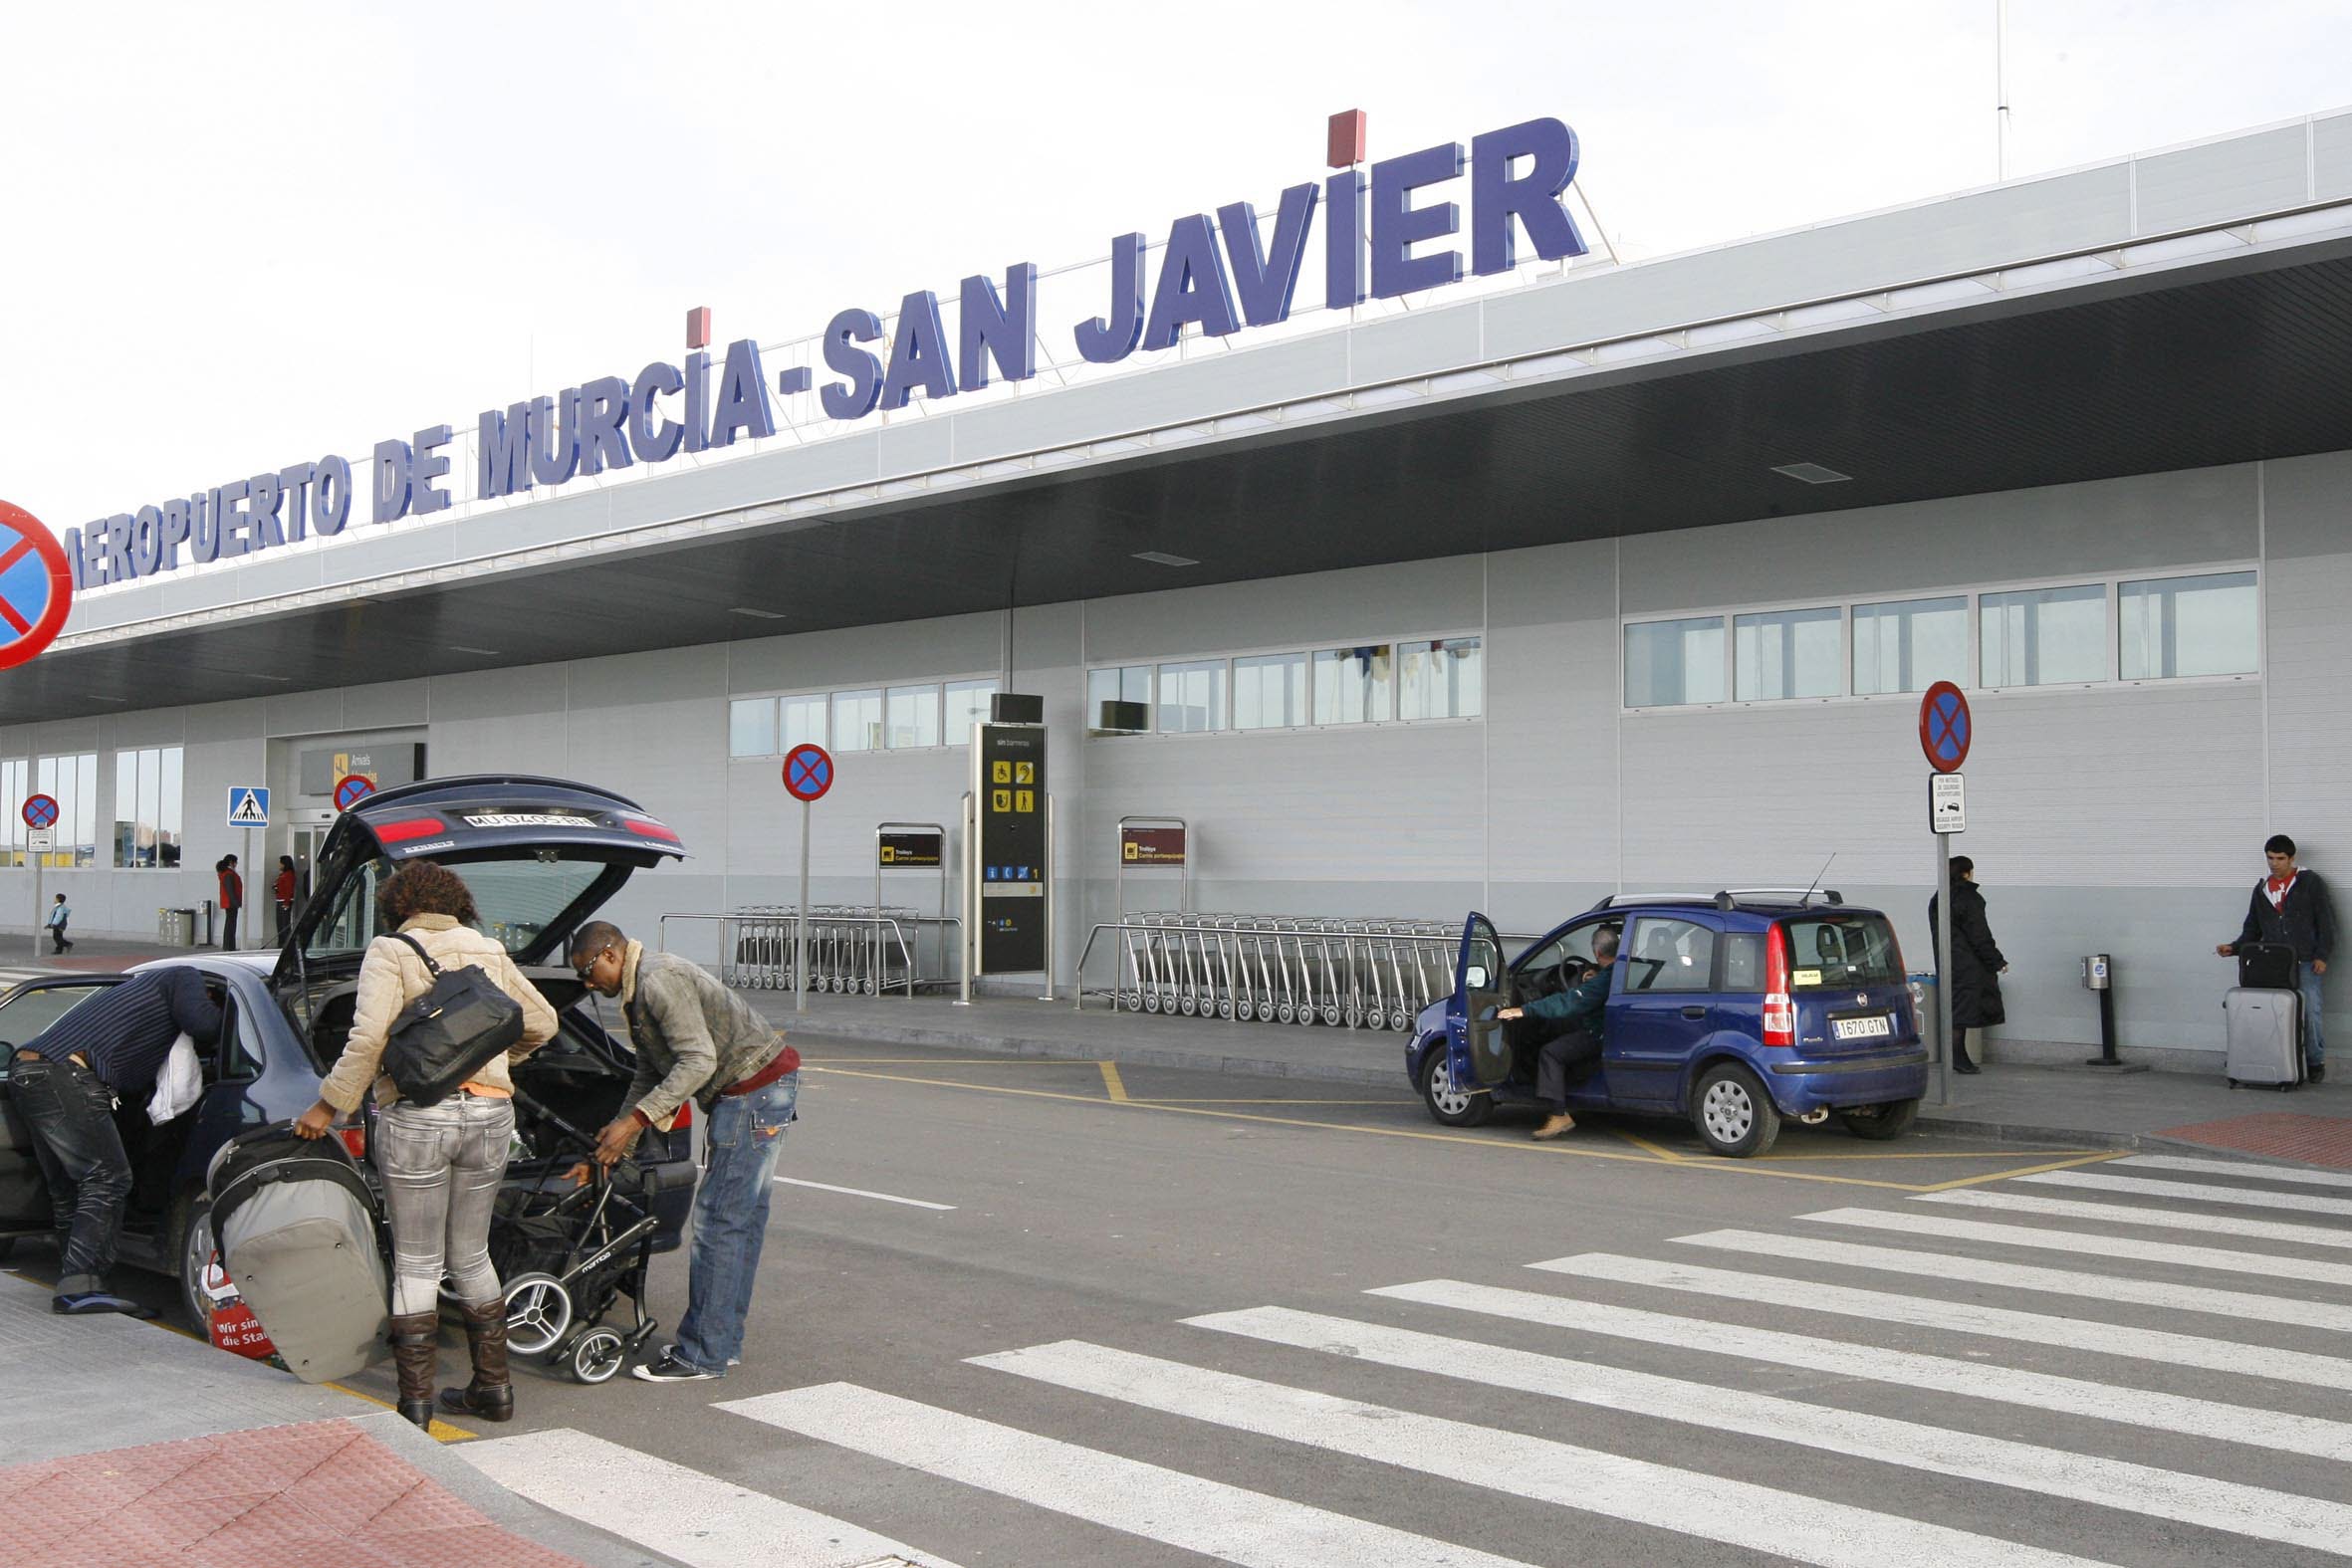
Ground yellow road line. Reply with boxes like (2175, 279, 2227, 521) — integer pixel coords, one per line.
(800, 1056, 1103, 1065)
(1753, 1146, 2111, 1162)
(1907, 1149, 2125, 1192)
(1097, 1061, 1130, 1103)
(1128, 1097, 1418, 1105)
(802, 1065, 2120, 1192)
(1611, 1126, 1686, 1162)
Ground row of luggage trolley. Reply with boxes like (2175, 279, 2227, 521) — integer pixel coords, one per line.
(1108, 913, 1459, 1032)
(721, 905, 924, 995)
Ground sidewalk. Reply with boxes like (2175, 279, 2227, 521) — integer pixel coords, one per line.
(746, 988, 2352, 1171)
(0, 1273, 673, 1567)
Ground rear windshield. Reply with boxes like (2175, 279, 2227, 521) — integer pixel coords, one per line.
(1783, 915, 1903, 988)
(306, 855, 604, 959)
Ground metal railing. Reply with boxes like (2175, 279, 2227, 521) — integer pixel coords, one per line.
(1073, 914, 1539, 1033)
(658, 909, 965, 997)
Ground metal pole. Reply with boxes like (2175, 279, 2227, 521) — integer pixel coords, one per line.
(1039, 792, 1056, 1002)
(31, 847, 42, 967)
(795, 798, 811, 1014)
(242, 825, 252, 953)
(1995, 0, 2010, 180)
(956, 791, 973, 1007)
(1935, 826, 1956, 1106)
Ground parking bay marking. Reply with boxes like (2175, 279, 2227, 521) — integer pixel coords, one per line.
(802, 1063, 2121, 1193)
(724, 1383, 1538, 1568)
(1533, 1252, 2352, 1390)
(775, 1176, 956, 1211)
(970, 1340, 2121, 1568)
(1372, 1277, 2352, 1462)
(1186, 1304, 2352, 1555)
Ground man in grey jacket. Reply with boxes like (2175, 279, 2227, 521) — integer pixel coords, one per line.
(572, 919, 801, 1382)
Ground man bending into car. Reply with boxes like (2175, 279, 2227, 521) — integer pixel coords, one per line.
(571, 919, 801, 1383)
(1496, 926, 1616, 1142)
(10, 966, 222, 1315)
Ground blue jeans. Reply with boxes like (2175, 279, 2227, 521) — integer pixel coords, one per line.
(674, 1072, 798, 1374)
(2301, 970, 2326, 1067)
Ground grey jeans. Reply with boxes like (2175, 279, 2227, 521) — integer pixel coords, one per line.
(375, 1095, 515, 1316)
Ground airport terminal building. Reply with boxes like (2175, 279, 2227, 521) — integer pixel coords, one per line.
(8, 109, 2352, 1069)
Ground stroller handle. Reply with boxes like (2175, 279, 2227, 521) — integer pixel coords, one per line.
(509, 1087, 666, 1194)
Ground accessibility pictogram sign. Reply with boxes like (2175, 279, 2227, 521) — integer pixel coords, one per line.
(334, 774, 377, 811)
(226, 786, 271, 827)
(0, 501, 75, 673)
(784, 744, 833, 802)
(1918, 680, 1972, 774)
(21, 793, 59, 829)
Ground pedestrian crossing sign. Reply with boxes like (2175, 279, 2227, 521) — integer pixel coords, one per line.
(226, 786, 271, 827)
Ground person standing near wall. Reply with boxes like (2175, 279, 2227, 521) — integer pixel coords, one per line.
(274, 855, 299, 942)
(2218, 833, 2333, 1083)
(1929, 856, 2008, 1074)
(215, 854, 243, 952)
(46, 893, 72, 954)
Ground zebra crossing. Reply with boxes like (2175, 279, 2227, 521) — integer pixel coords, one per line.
(464, 1151, 2352, 1567)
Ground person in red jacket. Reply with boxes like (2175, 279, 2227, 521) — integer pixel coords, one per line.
(273, 854, 299, 942)
(216, 854, 244, 952)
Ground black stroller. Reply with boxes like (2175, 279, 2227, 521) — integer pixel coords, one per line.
(489, 1090, 671, 1383)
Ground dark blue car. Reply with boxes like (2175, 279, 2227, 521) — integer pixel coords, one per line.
(1407, 890, 1930, 1156)
(0, 776, 696, 1325)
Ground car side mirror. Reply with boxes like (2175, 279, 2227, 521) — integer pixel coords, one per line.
(1465, 964, 1491, 992)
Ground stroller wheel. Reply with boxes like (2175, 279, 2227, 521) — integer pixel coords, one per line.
(504, 1272, 574, 1357)
(571, 1326, 627, 1384)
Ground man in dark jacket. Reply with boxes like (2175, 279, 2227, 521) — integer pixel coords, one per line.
(9, 966, 222, 1314)
(2218, 833, 2333, 1081)
(1928, 857, 2007, 1074)
(1497, 927, 1618, 1140)
(571, 919, 800, 1383)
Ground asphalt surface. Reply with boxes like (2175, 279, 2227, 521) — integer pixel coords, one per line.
(30, 1034, 2352, 1566)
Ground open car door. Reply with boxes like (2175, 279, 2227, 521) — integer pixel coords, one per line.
(1449, 913, 1513, 1088)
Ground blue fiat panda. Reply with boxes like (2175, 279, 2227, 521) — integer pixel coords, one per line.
(1405, 890, 1930, 1157)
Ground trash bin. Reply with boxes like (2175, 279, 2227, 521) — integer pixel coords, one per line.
(158, 908, 197, 948)
(1908, 971, 1940, 1062)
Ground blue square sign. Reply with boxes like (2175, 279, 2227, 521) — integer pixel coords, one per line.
(226, 786, 271, 828)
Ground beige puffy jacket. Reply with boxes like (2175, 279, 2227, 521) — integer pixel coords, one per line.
(317, 913, 560, 1113)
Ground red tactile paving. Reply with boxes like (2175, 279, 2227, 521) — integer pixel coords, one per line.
(2154, 1110, 2352, 1169)
(0, 1420, 585, 1568)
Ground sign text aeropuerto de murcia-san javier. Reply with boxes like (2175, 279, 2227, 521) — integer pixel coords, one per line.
(63, 118, 1584, 591)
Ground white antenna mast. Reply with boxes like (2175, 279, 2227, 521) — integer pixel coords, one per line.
(1996, 0, 2012, 180)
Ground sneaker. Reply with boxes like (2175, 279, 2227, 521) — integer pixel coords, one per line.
(2310, 1063, 2326, 1083)
(53, 1292, 156, 1318)
(1530, 1112, 1576, 1141)
(631, 1347, 718, 1383)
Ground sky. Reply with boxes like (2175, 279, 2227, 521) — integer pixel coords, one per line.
(3, 0, 2349, 540)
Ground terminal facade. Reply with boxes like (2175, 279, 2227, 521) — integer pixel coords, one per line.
(8, 110, 2352, 1070)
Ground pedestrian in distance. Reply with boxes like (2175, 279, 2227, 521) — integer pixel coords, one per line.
(273, 854, 298, 942)
(1495, 926, 1618, 1140)
(293, 860, 558, 1427)
(1928, 855, 2008, 1074)
(215, 854, 243, 952)
(2218, 833, 2333, 1082)
(46, 892, 72, 954)
(11, 965, 222, 1315)
(569, 918, 801, 1384)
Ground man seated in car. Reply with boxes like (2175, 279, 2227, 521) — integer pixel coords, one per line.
(1496, 926, 1617, 1142)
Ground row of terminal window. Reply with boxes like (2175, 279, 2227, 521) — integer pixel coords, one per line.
(0, 748, 185, 870)
(730, 679, 1000, 758)
(1624, 570, 2258, 709)
(1089, 639, 1484, 736)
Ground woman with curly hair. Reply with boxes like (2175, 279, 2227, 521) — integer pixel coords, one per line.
(292, 860, 557, 1427)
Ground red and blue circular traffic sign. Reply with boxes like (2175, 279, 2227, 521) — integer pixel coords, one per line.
(334, 774, 377, 812)
(1918, 680, 1972, 774)
(20, 793, 59, 829)
(0, 500, 74, 673)
(783, 744, 833, 802)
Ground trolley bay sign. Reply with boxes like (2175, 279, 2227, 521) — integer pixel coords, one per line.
(62, 116, 1587, 592)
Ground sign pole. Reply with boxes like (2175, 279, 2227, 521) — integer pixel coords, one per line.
(1039, 793, 1056, 1003)
(796, 797, 811, 1015)
(30, 847, 41, 967)
(1934, 828, 1955, 1107)
(1917, 680, 1973, 1110)
(957, 791, 973, 1008)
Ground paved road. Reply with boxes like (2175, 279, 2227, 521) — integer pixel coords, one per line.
(418, 1037, 2350, 1568)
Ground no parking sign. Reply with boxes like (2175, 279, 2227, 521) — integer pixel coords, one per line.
(0, 501, 74, 672)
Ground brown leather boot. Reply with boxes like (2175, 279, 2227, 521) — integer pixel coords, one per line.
(440, 1298, 514, 1422)
(1530, 1111, 1576, 1140)
(388, 1312, 440, 1429)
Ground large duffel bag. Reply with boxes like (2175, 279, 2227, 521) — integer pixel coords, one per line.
(205, 1124, 388, 1383)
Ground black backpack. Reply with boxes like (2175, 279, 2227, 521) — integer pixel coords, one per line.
(378, 932, 528, 1107)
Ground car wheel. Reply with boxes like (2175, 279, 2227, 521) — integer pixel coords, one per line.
(173, 1194, 217, 1330)
(1838, 1098, 1920, 1141)
(1417, 1049, 1493, 1128)
(1691, 1062, 1781, 1158)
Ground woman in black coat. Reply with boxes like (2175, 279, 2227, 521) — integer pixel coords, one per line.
(1928, 855, 2008, 1073)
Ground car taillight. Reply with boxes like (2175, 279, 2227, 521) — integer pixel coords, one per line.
(373, 815, 446, 844)
(336, 1126, 367, 1160)
(1763, 924, 1795, 1047)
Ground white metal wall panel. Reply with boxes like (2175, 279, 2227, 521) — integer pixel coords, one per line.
(264, 690, 345, 738)
(2318, 112, 2352, 204)
(342, 680, 431, 730)
(1081, 558, 1484, 665)
(2134, 125, 2313, 236)
(726, 611, 1004, 695)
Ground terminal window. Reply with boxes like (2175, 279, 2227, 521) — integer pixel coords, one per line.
(728, 698, 778, 758)
(31, 753, 99, 868)
(0, 759, 23, 867)
(782, 693, 827, 751)
(1157, 661, 1227, 734)
(1733, 610, 1839, 702)
(2119, 571, 2257, 679)
(1088, 666, 1152, 733)
(1312, 646, 1394, 725)
(1851, 596, 1968, 696)
(113, 746, 185, 869)
(1399, 638, 1484, 720)
(1624, 617, 1728, 708)
(832, 690, 884, 753)
(887, 686, 941, 749)
(945, 679, 997, 744)
(1233, 652, 1307, 730)
(1981, 585, 2108, 688)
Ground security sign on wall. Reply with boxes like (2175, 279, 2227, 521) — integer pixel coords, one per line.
(0, 501, 74, 672)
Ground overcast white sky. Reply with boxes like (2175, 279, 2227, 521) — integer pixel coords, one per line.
(4, 0, 2349, 539)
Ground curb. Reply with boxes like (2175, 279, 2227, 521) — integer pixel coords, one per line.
(789, 1016, 1405, 1089)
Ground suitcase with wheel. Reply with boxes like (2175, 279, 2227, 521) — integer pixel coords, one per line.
(2224, 987, 2304, 1090)
(204, 1123, 389, 1382)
